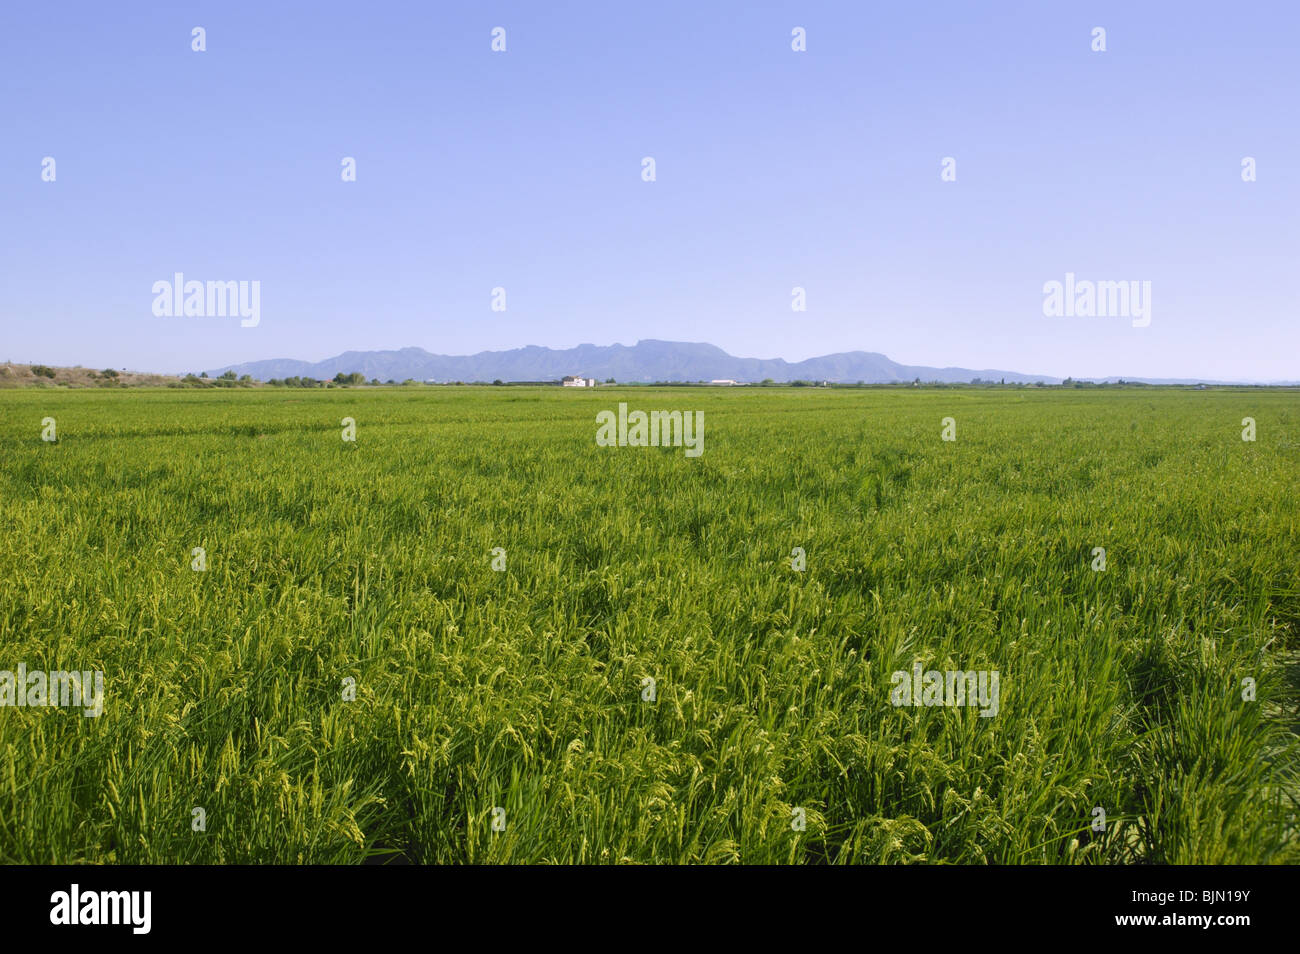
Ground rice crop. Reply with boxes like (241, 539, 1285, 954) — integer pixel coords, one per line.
(0, 386, 1296, 864)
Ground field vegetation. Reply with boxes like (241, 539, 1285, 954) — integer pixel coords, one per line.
(0, 387, 1296, 863)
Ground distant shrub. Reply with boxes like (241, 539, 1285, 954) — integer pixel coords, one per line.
(31, 365, 56, 378)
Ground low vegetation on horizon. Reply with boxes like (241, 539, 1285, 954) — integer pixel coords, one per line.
(0, 362, 183, 389)
(1, 364, 367, 390)
(3, 362, 1283, 392)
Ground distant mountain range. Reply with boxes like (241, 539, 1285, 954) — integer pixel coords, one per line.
(206, 340, 1284, 386)
(210, 340, 1063, 384)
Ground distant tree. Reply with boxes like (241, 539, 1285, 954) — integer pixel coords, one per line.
(605, 377, 615, 384)
(31, 364, 55, 378)
(370, 378, 380, 386)
(493, 379, 504, 386)
(268, 378, 283, 387)
(101, 368, 119, 379)
(200, 371, 208, 378)
(220, 370, 237, 381)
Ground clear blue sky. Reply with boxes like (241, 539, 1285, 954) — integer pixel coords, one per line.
(2, 1, 1296, 380)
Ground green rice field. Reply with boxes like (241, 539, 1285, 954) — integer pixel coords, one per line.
(0, 386, 1296, 863)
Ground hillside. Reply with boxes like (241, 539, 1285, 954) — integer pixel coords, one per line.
(208, 340, 1064, 385)
(0, 363, 182, 389)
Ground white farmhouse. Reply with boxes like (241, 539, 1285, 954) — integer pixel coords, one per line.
(562, 375, 596, 387)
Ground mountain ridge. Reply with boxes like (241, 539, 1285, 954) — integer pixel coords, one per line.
(206, 340, 1288, 385)
(209, 339, 1068, 384)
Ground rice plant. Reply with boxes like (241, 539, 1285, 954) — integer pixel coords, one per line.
(0, 386, 1296, 863)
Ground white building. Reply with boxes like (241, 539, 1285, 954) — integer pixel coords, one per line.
(710, 379, 739, 386)
(562, 375, 596, 387)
